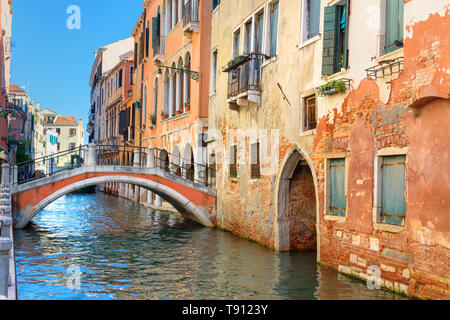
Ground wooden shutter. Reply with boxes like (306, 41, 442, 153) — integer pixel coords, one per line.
(330, 158, 346, 216)
(385, 0, 404, 54)
(322, 5, 339, 75)
(381, 155, 406, 225)
(250, 143, 260, 179)
(308, 0, 320, 38)
(152, 17, 158, 51)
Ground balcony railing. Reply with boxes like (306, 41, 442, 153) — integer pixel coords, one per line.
(183, 0, 199, 30)
(223, 53, 268, 100)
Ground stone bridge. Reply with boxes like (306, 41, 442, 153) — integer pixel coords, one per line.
(5, 145, 217, 229)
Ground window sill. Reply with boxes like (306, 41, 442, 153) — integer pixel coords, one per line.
(300, 129, 316, 137)
(161, 112, 190, 123)
(229, 177, 238, 182)
(324, 215, 346, 222)
(297, 34, 321, 50)
(261, 56, 277, 69)
(373, 222, 406, 234)
(376, 47, 404, 64)
(323, 69, 349, 82)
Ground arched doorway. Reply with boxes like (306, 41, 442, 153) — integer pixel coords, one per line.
(159, 149, 170, 172)
(182, 143, 194, 181)
(276, 147, 318, 252)
(171, 145, 182, 176)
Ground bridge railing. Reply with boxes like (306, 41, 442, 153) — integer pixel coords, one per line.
(16, 145, 89, 185)
(96, 145, 215, 187)
(6, 144, 216, 188)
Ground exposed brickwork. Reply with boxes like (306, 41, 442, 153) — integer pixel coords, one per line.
(288, 164, 316, 251)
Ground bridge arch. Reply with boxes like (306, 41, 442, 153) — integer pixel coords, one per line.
(13, 173, 215, 229)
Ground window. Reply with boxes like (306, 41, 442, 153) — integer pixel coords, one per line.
(380, 155, 406, 226)
(152, 78, 158, 125)
(232, 28, 241, 58)
(268, 1, 279, 57)
(329, 158, 346, 216)
(130, 66, 134, 85)
(212, 0, 220, 11)
(322, 0, 349, 75)
(70, 128, 76, 137)
(210, 50, 218, 94)
(145, 22, 150, 58)
(250, 142, 260, 179)
(118, 69, 123, 88)
(302, 0, 320, 41)
(229, 145, 237, 178)
(244, 20, 253, 54)
(56, 128, 61, 135)
(385, 0, 404, 54)
(69, 142, 76, 150)
(303, 95, 317, 131)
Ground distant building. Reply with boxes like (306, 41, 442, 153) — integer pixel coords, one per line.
(88, 37, 134, 145)
(44, 129, 58, 174)
(39, 108, 84, 168)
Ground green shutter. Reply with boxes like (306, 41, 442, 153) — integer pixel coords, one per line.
(322, 5, 339, 75)
(381, 155, 406, 225)
(385, 0, 404, 54)
(330, 158, 346, 216)
(152, 17, 158, 50)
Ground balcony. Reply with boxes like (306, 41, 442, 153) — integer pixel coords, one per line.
(183, 0, 199, 35)
(223, 53, 268, 108)
(365, 57, 404, 80)
(153, 36, 165, 64)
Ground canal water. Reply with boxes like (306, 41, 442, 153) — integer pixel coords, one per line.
(13, 192, 407, 300)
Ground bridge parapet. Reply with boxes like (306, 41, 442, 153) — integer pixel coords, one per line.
(0, 168, 17, 300)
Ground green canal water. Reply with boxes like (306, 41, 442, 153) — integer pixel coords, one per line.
(13, 192, 407, 300)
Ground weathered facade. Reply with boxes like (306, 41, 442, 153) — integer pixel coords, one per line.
(208, 0, 449, 300)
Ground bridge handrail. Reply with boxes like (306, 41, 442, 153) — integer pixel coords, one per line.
(9, 144, 216, 188)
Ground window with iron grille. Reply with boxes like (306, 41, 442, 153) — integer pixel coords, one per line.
(230, 145, 237, 178)
(303, 95, 317, 131)
(250, 143, 260, 179)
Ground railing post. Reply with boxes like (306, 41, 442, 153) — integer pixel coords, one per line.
(133, 149, 141, 167)
(12, 166, 18, 187)
(87, 144, 96, 166)
(0, 237, 12, 298)
(147, 147, 155, 168)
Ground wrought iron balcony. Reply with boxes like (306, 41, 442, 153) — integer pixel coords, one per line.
(223, 53, 268, 105)
(365, 57, 404, 80)
(183, 0, 199, 33)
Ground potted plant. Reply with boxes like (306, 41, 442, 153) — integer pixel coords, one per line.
(160, 112, 168, 120)
(175, 109, 182, 116)
(317, 80, 348, 96)
(184, 99, 191, 112)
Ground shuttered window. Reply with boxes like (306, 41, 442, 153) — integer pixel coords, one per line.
(145, 24, 150, 58)
(322, 1, 349, 75)
(385, 0, 404, 54)
(230, 145, 237, 178)
(250, 143, 260, 179)
(381, 155, 406, 226)
(118, 69, 123, 88)
(330, 158, 346, 216)
(304, 95, 317, 131)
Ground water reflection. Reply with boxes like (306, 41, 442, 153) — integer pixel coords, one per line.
(14, 193, 407, 300)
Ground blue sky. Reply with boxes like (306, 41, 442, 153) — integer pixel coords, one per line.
(11, 0, 143, 133)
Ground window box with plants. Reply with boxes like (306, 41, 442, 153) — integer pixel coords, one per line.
(317, 79, 351, 96)
(223, 55, 248, 72)
(160, 112, 168, 120)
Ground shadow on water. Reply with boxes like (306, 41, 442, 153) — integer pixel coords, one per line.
(13, 193, 408, 300)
